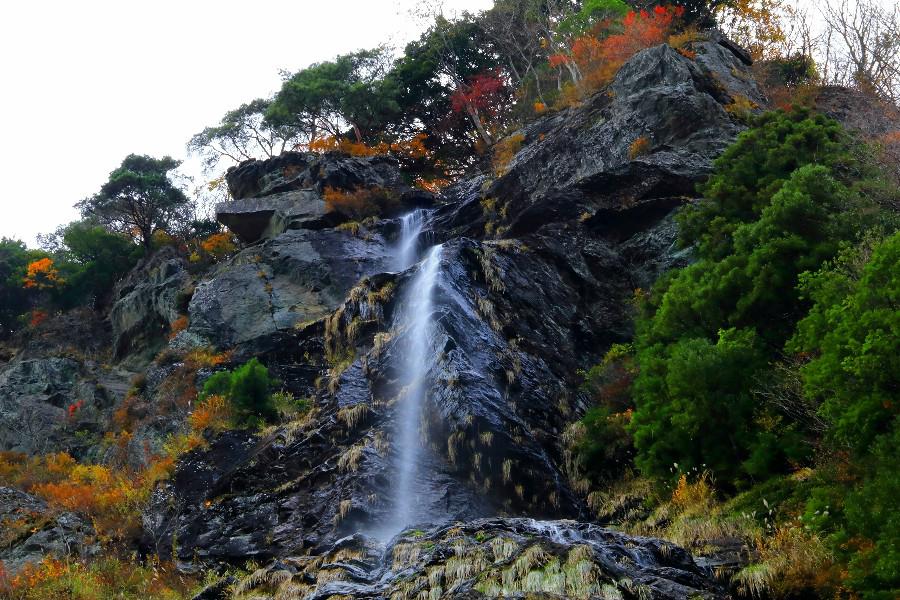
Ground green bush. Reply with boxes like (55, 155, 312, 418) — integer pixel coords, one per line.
(789, 232, 900, 450)
(628, 110, 880, 487)
(55, 221, 141, 308)
(201, 358, 277, 426)
(786, 233, 900, 597)
(680, 108, 856, 260)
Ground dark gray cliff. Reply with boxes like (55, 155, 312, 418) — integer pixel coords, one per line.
(141, 41, 757, 595)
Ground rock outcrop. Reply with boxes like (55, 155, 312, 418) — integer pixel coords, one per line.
(142, 41, 756, 591)
(435, 39, 761, 240)
(0, 487, 97, 575)
(0, 309, 134, 457)
(109, 247, 194, 359)
(219, 153, 434, 243)
(218, 519, 728, 600)
(187, 227, 394, 357)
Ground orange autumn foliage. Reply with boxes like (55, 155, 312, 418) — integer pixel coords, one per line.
(323, 185, 399, 220)
(22, 257, 61, 290)
(200, 232, 237, 260)
(169, 315, 189, 339)
(308, 133, 430, 161)
(28, 310, 48, 328)
(413, 176, 451, 193)
(189, 394, 232, 433)
(0, 447, 185, 543)
(554, 5, 683, 100)
(2, 555, 197, 599)
(628, 135, 652, 159)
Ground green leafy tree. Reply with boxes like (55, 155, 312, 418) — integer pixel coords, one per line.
(392, 14, 511, 172)
(789, 232, 899, 452)
(631, 327, 770, 479)
(0, 238, 33, 338)
(188, 99, 308, 172)
(266, 48, 400, 145)
(77, 154, 190, 251)
(789, 234, 900, 597)
(560, 0, 630, 35)
(55, 222, 141, 308)
(681, 109, 854, 260)
(629, 111, 876, 485)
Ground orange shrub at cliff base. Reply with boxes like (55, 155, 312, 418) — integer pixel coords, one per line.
(200, 232, 237, 260)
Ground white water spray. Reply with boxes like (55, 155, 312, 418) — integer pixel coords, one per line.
(394, 209, 429, 272)
(390, 243, 442, 532)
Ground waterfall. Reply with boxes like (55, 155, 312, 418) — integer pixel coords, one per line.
(394, 209, 429, 272)
(389, 243, 442, 534)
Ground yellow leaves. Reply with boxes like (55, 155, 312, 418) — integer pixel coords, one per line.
(190, 394, 233, 434)
(22, 257, 61, 290)
(715, 0, 791, 61)
(323, 185, 399, 220)
(492, 133, 526, 176)
(725, 94, 759, 122)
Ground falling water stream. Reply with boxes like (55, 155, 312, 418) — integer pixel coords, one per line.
(391, 243, 442, 531)
(375, 210, 442, 537)
(394, 209, 430, 272)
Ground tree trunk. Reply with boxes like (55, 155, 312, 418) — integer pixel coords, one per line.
(466, 103, 493, 146)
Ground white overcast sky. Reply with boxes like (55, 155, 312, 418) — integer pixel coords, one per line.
(0, 0, 492, 246)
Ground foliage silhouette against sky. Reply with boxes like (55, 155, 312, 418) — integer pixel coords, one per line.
(0, 0, 491, 244)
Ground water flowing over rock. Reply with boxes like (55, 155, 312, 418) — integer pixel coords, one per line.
(216, 518, 727, 600)
(382, 242, 443, 537)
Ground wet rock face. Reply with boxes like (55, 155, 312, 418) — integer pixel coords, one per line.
(144, 225, 685, 564)
(220, 518, 728, 600)
(144, 38, 752, 592)
(0, 487, 97, 575)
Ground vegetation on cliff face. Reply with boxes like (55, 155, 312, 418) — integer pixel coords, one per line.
(571, 109, 899, 597)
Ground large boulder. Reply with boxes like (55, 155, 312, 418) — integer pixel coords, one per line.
(219, 152, 434, 243)
(225, 152, 408, 201)
(216, 190, 336, 244)
(187, 227, 393, 355)
(109, 247, 193, 359)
